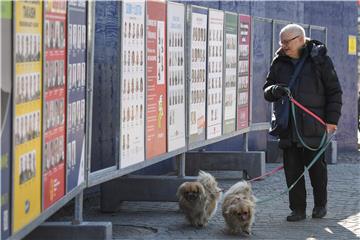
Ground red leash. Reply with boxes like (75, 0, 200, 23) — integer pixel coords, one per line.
(289, 97, 326, 126)
(249, 96, 326, 182)
(249, 165, 284, 182)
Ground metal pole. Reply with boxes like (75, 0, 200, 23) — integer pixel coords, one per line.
(177, 153, 186, 177)
(85, 0, 95, 183)
(73, 191, 84, 225)
(243, 133, 249, 152)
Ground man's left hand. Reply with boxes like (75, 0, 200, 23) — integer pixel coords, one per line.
(325, 123, 337, 133)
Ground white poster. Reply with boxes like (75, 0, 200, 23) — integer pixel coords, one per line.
(223, 32, 237, 133)
(120, 0, 145, 168)
(167, 2, 186, 151)
(189, 9, 207, 143)
(206, 9, 224, 139)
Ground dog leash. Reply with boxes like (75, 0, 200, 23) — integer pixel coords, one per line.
(254, 90, 335, 204)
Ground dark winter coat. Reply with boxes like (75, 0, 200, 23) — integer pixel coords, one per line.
(263, 39, 342, 149)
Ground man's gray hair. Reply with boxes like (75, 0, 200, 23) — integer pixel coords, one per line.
(280, 24, 306, 38)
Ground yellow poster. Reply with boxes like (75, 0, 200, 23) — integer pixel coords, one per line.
(348, 35, 357, 55)
(13, 0, 42, 233)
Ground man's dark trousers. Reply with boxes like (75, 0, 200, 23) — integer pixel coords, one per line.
(283, 143, 327, 212)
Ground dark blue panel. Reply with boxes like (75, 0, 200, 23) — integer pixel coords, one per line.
(248, 19, 273, 150)
(92, 1, 121, 171)
(252, 19, 272, 124)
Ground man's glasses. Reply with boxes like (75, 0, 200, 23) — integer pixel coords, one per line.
(279, 35, 300, 46)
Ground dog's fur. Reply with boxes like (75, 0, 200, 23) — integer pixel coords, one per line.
(176, 171, 222, 227)
(222, 181, 256, 235)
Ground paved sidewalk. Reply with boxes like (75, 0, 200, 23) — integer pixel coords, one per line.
(52, 153, 360, 240)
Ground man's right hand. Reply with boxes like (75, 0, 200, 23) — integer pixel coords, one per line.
(271, 85, 288, 99)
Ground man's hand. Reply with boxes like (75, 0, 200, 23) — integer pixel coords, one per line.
(325, 123, 337, 133)
(271, 85, 288, 99)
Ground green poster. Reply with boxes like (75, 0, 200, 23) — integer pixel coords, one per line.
(223, 12, 238, 134)
(0, 1, 12, 20)
(225, 12, 237, 34)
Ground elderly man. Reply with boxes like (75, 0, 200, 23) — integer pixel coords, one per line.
(263, 24, 342, 221)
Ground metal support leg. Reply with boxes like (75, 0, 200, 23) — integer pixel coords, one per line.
(243, 133, 249, 152)
(73, 191, 84, 225)
(177, 153, 186, 177)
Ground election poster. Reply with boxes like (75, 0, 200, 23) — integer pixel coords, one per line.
(66, 0, 87, 192)
(237, 15, 251, 130)
(223, 12, 237, 135)
(13, 0, 42, 233)
(120, 0, 145, 168)
(189, 6, 207, 144)
(146, 0, 167, 159)
(43, 0, 67, 210)
(206, 9, 224, 139)
(166, 2, 186, 152)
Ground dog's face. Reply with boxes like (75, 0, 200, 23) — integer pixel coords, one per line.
(228, 198, 254, 222)
(178, 182, 205, 202)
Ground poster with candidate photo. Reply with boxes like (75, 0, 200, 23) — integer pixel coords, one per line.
(206, 9, 224, 139)
(43, 0, 67, 210)
(223, 12, 237, 135)
(66, 0, 86, 193)
(167, 2, 186, 152)
(237, 15, 251, 130)
(120, 0, 145, 168)
(146, 0, 167, 159)
(13, 0, 42, 234)
(189, 6, 208, 144)
(1, 2, 12, 238)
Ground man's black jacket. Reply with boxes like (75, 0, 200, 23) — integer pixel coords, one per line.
(263, 39, 342, 148)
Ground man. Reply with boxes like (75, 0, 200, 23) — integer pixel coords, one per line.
(263, 24, 342, 221)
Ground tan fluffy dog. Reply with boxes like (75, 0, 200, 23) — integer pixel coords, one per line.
(177, 171, 222, 227)
(222, 181, 256, 235)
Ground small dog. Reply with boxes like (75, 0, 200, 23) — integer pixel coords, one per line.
(222, 181, 256, 235)
(176, 170, 222, 227)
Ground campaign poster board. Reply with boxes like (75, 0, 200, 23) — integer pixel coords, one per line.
(188, 6, 207, 144)
(66, 0, 86, 193)
(145, 0, 167, 159)
(223, 12, 237, 134)
(166, 2, 186, 152)
(13, 0, 42, 233)
(237, 15, 251, 130)
(43, 0, 67, 210)
(120, 0, 145, 168)
(206, 9, 224, 139)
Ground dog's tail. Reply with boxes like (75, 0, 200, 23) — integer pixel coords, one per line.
(224, 180, 252, 197)
(197, 170, 221, 195)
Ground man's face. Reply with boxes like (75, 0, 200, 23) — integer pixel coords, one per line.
(280, 32, 304, 58)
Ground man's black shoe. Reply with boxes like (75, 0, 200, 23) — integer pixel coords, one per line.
(312, 206, 327, 218)
(286, 210, 306, 222)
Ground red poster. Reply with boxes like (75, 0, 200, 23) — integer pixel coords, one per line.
(146, 0, 167, 159)
(43, 1, 67, 209)
(237, 15, 251, 130)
